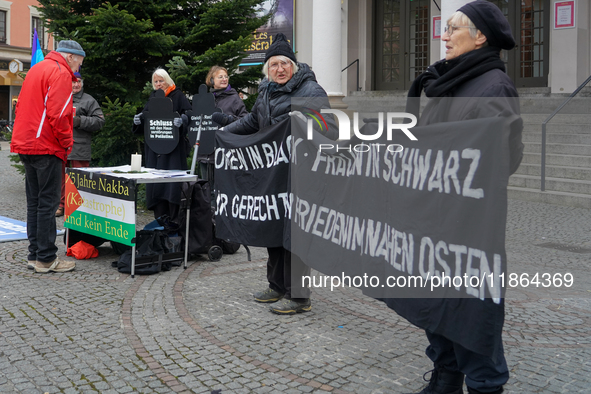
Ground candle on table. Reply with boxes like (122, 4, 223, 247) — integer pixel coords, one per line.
(131, 153, 142, 172)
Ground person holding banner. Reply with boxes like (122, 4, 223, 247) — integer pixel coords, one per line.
(395, 2, 524, 394)
(199, 66, 249, 188)
(216, 33, 336, 315)
(11, 40, 85, 273)
(133, 68, 192, 222)
(206, 66, 248, 125)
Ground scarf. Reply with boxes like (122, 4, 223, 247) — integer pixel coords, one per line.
(406, 46, 506, 116)
(211, 84, 232, 97)
(164, 84, 176, 97)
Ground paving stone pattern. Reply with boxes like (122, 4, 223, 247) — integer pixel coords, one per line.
(0, 149, 589, 393)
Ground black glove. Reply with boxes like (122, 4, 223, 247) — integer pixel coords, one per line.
(211, 112, 236, 127)
(73, 116, 81, 128)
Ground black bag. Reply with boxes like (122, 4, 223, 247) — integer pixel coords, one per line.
(115, 230, 173, 274)
(178, 180, 214, 255)
(216, 239, 240, 254)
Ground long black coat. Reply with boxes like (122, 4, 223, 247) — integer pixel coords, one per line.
(224, 63, 337, 140)
(133, 87, 192, 209)
(418, 68, 524, 174)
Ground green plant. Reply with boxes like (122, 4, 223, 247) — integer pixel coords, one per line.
(9, 154, 24, 175)
(91, 97, 142, 167)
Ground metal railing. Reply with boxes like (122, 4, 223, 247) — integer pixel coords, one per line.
(342, 59, 361, 92)
(540, 75, 591, 191)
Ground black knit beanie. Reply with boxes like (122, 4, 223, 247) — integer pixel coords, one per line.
(264, 33, 297, 64)
(458, 0, 515, 50)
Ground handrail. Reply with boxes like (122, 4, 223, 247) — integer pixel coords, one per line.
(540, 74, 591, 191)
(342, 59, 361, 92)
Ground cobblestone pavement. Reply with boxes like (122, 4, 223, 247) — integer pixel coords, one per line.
(0, 146, 590, 393)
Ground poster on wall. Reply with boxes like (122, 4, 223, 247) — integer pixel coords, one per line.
(240, 0, 294, 65)
(554, 1, 575, 29)
(432, 16, 441, 39)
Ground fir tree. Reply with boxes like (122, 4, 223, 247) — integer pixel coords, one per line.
(36, 0, 270, 166)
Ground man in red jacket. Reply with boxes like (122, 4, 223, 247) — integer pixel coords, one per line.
(11, 40, 85, 273)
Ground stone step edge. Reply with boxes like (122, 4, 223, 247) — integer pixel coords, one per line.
(507, 186, 591, 201)
(518, 163, 591, 171)
(510, 174, 591, 186)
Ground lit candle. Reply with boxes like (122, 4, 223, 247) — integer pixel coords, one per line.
(131, 153, 142, 172)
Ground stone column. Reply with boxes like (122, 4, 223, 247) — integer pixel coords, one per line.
(311, 0, 346, 108)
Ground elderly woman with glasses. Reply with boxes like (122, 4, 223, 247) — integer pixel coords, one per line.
(215, 33, 336, 316)
(217, 33, 337, 140)
(205, 66, 248, 125)
(199, 66, 249, 182)
(395, 1, 524, 394)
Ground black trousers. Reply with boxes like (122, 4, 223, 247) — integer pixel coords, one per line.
(426, 331, 508, 391)
(21, 154, 62, 263)
(266, 247, 311, 301)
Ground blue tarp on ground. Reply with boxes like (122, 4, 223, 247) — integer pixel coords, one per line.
(0, 216, 64, 242)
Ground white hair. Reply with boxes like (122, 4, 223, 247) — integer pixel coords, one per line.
(152, 68, 175, 90)
(448, 11, 479, 38)
(59, 52, 83, 62)
(262, 56, 299, 82)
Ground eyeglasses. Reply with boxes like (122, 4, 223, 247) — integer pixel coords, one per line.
(269, 61, 291, 71)
(216, 75, 229, 80)
(444, 25, 472, 36)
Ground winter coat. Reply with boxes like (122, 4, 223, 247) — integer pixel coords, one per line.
(214, 85, 248, 119)
(68, 88, 105, 161)
(11, 51, 76, 161)
(224, 63, 338, 140)
(413, 48, 524, 174)
(133, 87, 192, 209)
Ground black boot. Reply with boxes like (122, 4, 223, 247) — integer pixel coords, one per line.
(467, 387, 503, 394)
(410, 368, 465, 394)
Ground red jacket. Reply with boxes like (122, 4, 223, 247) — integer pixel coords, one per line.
(11, 51, 77, 161)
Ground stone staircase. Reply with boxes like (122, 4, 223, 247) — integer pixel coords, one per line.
(343, 88, 591, 208)
(511, 88, 591, 208)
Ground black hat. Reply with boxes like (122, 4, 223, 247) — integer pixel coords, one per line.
(264, 33, 297, 64)
(458, 0, 515, 50)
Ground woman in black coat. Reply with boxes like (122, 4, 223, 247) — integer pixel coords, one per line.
(206, 66, 248, 123)
(399, 2, 523, 394)
(199, 66, 249, 180)
(132, 68, 192, 221)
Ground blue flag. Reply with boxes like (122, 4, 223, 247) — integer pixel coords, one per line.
(31, 29, 44, 68)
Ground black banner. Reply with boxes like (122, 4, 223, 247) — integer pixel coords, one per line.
(214, 119, 291, 247)
(289, 110, 522, 357)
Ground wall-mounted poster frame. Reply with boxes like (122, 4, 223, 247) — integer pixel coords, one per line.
(432, 16, 441, 40)
(554, 1, 575, 29)
(240, 0, 295, 66)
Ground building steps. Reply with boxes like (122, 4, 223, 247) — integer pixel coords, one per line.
(342, 87, 591, 208)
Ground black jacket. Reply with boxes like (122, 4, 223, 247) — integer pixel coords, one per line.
(133, 87, 192, 209)
(214, 86, 248, 119)
(416, 51, 523, 174)
(224, 63, 337, 140)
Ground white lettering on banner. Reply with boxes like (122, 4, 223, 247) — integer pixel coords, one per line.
(77, 191, 133, 223)
(215, 135, 292, 171)
(293, 195, 503, 303)
(302, 137, 484, 200)
(218, 193, 290, 221)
